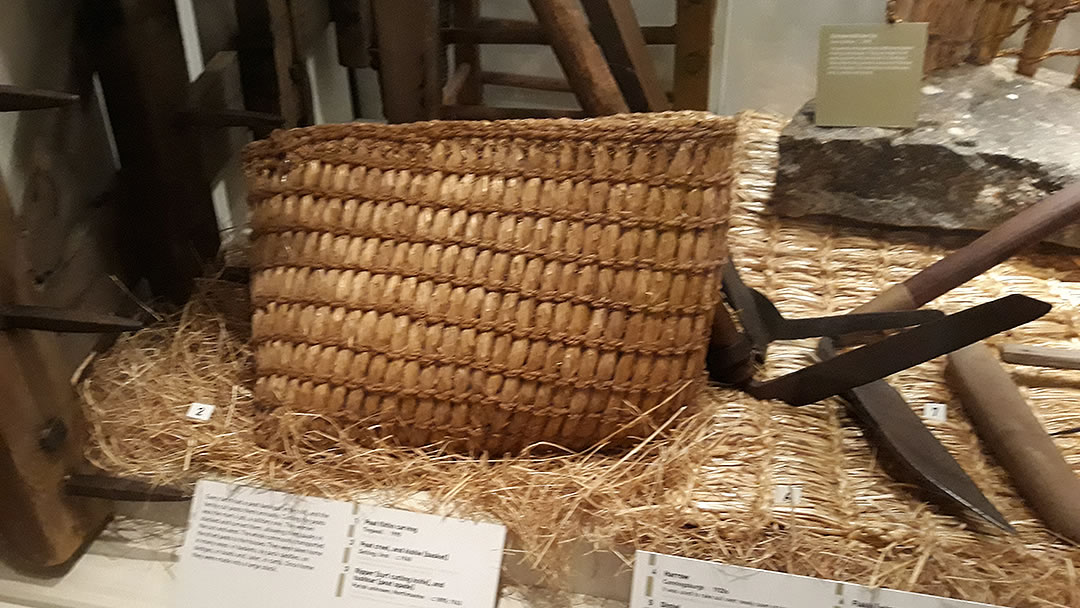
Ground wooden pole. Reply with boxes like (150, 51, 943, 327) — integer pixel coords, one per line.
(673, 0, 717, 110)
(969, 0, 1020, 64)
(482, 71, 572, 92)
(442, 20, 677, 45)
(526, 0, 629, 115)
(581, 0, 671, 111)
(452, 0, 482, 105)
(1018, 0, 1069, 77)
(372, 0, 440, 122)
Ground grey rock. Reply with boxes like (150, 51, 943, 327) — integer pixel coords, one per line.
(773, 59, 1080, 248)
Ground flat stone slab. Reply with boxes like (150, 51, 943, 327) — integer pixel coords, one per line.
(773, 59, 1080, 248)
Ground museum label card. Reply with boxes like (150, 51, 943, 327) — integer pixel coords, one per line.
(816, 23, 928, 127)
(630, 551, 1002, 608)
(175, 480, 506, 608)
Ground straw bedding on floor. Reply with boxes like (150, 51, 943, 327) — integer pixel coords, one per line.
(80, 113, 1080, 607)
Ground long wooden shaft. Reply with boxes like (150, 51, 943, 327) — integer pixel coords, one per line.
(946, 344, 1080, 543)
(527, 0, 629, 115)
(858, 181, 1080, 313)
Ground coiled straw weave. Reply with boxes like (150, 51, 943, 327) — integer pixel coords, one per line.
(244, 113, 738, 453)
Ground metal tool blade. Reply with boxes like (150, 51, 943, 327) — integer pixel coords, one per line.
(0, 84, 80, 111)
(748, 289, 945, 341)
(818, 338, 1015, 532)
(64, 474, 190, 502)
(749, 294, 1051, 405)
(0, 305, 143, 333)
(722, 262, 943, 361)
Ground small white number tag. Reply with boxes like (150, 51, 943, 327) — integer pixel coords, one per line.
(773, 484, 803, 507)
(922, 403, 948, 423)
(186, 402, 216, 422)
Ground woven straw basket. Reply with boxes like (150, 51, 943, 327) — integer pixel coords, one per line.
(244, 112, 737, 454)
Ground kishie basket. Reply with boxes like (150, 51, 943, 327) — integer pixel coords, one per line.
(244, 112, 737, 454)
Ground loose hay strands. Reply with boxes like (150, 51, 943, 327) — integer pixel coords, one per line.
(81, 114, 1080, 606)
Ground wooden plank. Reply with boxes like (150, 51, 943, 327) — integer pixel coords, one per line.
(1018, 0, 1069, 76)
(86, 0, 220, 302)
(581, 0, 670, 112)
(329, 0, 373, 68)
(371, 0, 439, 122)
(234, 0, 303, 126)
(443, 104, 587, 120)
(452, 0, 483, 105)
(0, 177, 109, 571)
(969, 0, 1020, 64)
(527, 0, 628, 115)
(184, 51, 251, 179)
(442, 20, 677, 45)
(481, 71, 572, 92)
(673, 0, 717, 110)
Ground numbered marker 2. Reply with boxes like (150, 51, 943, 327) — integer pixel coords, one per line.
(186, 402, 216, 422)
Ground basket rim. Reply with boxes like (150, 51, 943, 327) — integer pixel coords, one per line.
(244, 111, 739, 164)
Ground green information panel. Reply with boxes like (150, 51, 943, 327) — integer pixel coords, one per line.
(816, 23, 928, 128)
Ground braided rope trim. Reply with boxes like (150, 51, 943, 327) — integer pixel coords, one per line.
(247, 183, 729, 235)
(245, 112, 738, 155)
(251, 298, 709, 357)
(251, 262, 719, 316)
(255, 367, 697, 417)
(250, 227, 722, 277)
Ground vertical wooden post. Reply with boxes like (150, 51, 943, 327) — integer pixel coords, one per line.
(1018, 0, 1069, 77)
(372, 0, 440, 122)
(85, 0, 220, 302)
(452, 0, 482, 105)
(969, 0, 1020, 64)
(673, 0, 717, 110)
(527, 0, 629, 115)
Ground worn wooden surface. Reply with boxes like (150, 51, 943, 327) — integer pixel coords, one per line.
(527, 0, 628, 114)
(481, 70, 572, 92)
(672, 0, 716, 110)
(442, 104, 586, 119)
(581, 0, 670, 112)
(185, 51, 252, 180)
(329, 0, 372, 67)
(969, 0, 1020, 64)
(0, 177, 109, 571)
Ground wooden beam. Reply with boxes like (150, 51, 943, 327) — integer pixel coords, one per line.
(184, 51, 252, 179)
(581, 0, 670, 112)
(527, 0, 628, 115)
(442, 19, 677, 45)
(481, 70, 572, 92)
(288, 0, 332, 55)
(673, 0, 717, 110)
(1018, 0, 1070, 77)
(234, 0, 305, 126)
(193, 0, 239, 61)
(372, 0, 440, 122)
(443, 104, 587, 120)
(86, 0, 220, 302)
(452, 0, 482, 105)
(0, 176, 109, 571)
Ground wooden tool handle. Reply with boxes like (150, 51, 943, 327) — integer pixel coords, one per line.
(1000, 343, 1080, 370)
(903, 181, 1080, 307)
(946, 344, 1080, 543)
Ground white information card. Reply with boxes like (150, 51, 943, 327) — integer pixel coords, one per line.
(175, 480, 507, 608)
(630, 551, 1001, 608)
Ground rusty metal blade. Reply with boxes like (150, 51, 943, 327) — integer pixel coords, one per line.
(749, 295, 1051, 405)
(0, 305, 143, 333)
(0, 84, 79, 111)
(64, 474, 190, 502)
(818, 338, 1014, 532)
